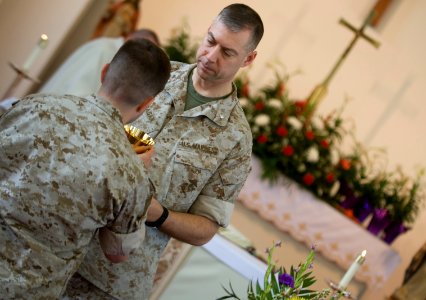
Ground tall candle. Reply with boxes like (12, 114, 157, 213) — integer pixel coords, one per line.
(338, 250, 367, 290)
(22, 34, 49, 71)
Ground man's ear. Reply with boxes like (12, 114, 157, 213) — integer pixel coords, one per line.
(242, 51, 257, 68)
(136, 96, 154, 113)
(100, 63, 110, 83)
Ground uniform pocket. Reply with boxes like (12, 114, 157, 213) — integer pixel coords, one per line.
(167, 147, 218, 211)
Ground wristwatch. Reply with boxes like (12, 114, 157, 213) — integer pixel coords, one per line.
(145, 205, 169, 228)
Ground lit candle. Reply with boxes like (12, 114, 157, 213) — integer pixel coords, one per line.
(22, 34, 49, 71)
(338, 250, 367, 290)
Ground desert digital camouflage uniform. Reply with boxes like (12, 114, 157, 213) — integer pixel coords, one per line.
(0, 94, 152, 299)
(70, 62, 252, 299)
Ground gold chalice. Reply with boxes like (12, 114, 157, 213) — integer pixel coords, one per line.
(124, 124, 155, 146)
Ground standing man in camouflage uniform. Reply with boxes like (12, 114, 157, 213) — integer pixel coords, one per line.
(71, 3, 264, 299)
(0, 39, 171, 299)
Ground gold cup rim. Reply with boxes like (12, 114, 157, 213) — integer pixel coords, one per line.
(124, 125, 155, 146)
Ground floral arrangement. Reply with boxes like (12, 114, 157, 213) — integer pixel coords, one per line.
(234, 66, 425, 244)
(218, 241, 331, 300)
(163, 20, 198, 63)
(162, 26, 425, 244)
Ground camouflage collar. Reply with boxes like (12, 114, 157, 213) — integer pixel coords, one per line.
(85, 94, 123, 125)
(170, 63, 238, 126)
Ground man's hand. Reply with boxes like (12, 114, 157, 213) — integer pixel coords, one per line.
(132, 142, 152, 155)
(98, 228, 129, 263)
(131, 140, 155, 168)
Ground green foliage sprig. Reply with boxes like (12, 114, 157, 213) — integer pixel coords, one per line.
(217, 242, 330, 300)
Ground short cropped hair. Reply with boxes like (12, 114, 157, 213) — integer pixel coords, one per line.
(102, 39, 171, 106)
(216, 3, 264, 51)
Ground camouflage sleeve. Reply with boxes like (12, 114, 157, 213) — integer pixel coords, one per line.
(189, 141, 252, 227)
(98, 226, 145, 256)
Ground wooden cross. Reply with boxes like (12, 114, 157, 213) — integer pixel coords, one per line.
(305, 1, 387, 115)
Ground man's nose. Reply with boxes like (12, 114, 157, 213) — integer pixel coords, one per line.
(205, 45, 220, 62)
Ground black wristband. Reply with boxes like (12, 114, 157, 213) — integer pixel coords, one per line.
(145, 205, 169, 228)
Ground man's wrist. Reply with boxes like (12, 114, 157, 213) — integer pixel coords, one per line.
(145, 205, 169, 228)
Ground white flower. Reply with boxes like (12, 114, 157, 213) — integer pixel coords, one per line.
(330, 149, 340, 165)
(329, 181, 340, 197)
(306, 146, 319, 163)
(287, 116, 303, 130)
(297, 164, 306, 173)
(254, 114, 270, 126)
(268, 98, 282, 109)
(239, 97, 249, 108)
(311, 116, 324, 131)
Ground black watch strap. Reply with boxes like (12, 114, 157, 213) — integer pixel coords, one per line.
(145, 205, 169, 228)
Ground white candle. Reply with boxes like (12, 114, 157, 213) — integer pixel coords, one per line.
(22, 34, 49, 71)
(338, 250, 367, 290)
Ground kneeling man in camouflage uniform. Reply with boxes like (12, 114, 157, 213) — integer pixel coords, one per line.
(0, 39, 171, 299)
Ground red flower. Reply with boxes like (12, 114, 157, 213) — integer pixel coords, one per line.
(326, 172, 335, 183)
(340, 159, 351, 170)
(305, 130, 315, 140)
(257, 134, 268, 144)
(320, 139, 329, 149)
(303, 173, 315, 186)
(276, 126, 288, 137)
(255, 102, 265, 110)
(282, 145, 294, 156)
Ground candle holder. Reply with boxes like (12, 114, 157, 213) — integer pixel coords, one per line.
(1, 62, 40, 102)
(326, 280, 356, 300)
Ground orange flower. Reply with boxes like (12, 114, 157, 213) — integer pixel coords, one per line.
(241, 83, 250, 98)
(344, 209, 354, 218)
(277, 82, 286, 97)
(340, 159, 351, 170)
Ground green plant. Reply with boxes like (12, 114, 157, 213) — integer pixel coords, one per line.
(217, 242, 330, 300)
(163, 20, 198, 63)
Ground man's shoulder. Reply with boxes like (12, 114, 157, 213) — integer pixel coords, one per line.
(231, 104, 252, 133)
(17, 93, 80, 107)
(170, 61, 195, 74)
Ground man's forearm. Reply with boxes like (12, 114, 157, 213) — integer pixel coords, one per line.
(159, 210, 219, 246)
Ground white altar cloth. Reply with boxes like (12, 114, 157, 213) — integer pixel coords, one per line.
(238, 156, 401, 288)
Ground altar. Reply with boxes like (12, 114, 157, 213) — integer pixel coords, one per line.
(237, 157, 401, 287)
